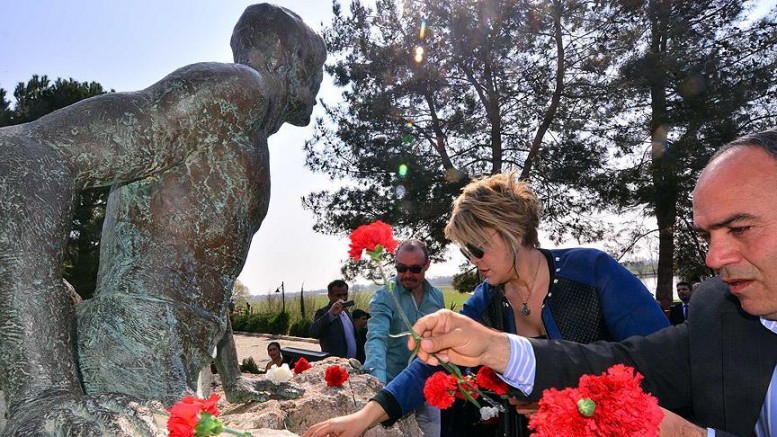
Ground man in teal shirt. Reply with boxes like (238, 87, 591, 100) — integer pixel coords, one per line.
(364, 239, 444, 435)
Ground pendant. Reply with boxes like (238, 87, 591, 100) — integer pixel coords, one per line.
(521, 303, 531, 316)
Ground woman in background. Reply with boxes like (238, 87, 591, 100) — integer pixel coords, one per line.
(305, 172, 669, 437)
(264, 341, 286, 371)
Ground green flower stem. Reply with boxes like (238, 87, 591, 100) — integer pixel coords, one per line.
(222, 428, 252, 437)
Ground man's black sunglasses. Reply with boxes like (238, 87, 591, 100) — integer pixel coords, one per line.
(459, 243, 485, 260)
(396, 264, 424, 274)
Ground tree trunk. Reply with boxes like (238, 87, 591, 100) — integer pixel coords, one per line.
(648, 0, 676, 310)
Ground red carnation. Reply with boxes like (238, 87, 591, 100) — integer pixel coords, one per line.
(528, 365, 663, 437)
(454, 375, 480, 400)
(475, 366, 509, 396)
(167, 394, 220, 437)
(348, 221, 398, 260)
(324, 365, 349, 387)
(423, 371, 459, 409)
(293, 357, 312, 374)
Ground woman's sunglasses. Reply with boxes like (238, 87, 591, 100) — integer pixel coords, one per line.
(459, 243, 485, 260)
(396, 264, 424, 274)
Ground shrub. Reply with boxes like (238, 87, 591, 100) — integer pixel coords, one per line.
(245, 313, 271, 333)
(240, 357, 261, 374)
(268, 311, 290, 335)
(452, 269, 479, 294)
(288, 318, 312, 338)
(231, 313, 249, 332)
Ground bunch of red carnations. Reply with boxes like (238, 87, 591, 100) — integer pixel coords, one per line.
(528, 364, 663, 436)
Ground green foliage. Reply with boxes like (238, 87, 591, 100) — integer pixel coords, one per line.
(305, 0, 623, 266)
(451, 268, 479, 294)
(7, 75, 106, 124)
(231, 280, 251, 309)
(233, 290, 377, 335)
(590, 0, 777, 305)
(0, 75, 109, 299)
(288, 318, 313, 338)
(231, 313, 271, 333)
(310, 0, 777, 307)
(268, 311, 291, 335)
(299, 287, 306, 318)
(0, 88, 11, 125)
(239, 357, 261, 374)
(441, 287, 471, 311)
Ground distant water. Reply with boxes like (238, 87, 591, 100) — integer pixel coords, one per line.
(638, 275, 679, 301)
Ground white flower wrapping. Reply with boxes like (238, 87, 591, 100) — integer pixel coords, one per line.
(266, 363, 293, 385)
(480, 406, 500, 421)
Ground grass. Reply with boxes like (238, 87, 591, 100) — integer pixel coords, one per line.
(246, 284, 473, 319)
(440, 286, 473, 311)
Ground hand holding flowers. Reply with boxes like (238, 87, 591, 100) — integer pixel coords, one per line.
(349, 221, 505, 421)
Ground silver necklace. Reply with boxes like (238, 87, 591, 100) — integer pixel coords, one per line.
(518, 253, 542, 316)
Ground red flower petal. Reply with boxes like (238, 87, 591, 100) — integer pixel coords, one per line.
(167, 394, 221, 436)
(528, 365, 663, 436)
(475, 366, 509, 396)
(423, 371, 458, 409)
(348, 221, 398, 260)
(324, 365, 349, 387)
(454, 375, 480, 400)
(294, 357, 312, 374)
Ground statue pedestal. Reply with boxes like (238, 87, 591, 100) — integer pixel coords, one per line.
(214, 357, 422, 436)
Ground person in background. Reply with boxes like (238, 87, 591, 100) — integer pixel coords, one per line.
(669, 281, 693, 325)
(352, 308, 371, 364)
(310, 280, 359, 359)
(405, 130, 777, 436)
(264, 341, 286, 371)
(363, 239, 445, 436)
(304, 172, 668, 437)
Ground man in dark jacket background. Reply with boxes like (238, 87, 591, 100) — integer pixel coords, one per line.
(310, 279, 359, 360)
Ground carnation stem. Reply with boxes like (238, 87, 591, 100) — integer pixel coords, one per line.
(222, 427, 252, 437)
(368, 248, 502, 413)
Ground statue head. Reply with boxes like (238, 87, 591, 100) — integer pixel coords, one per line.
(231, 3, 327, 126)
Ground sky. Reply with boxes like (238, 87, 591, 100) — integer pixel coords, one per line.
(2, 1, 774, 295)
(0, 0, 467, 294)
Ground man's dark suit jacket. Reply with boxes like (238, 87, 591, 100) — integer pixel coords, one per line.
(521, 278, 777, 436)
(668, 302, 687, 325)
(309, 304, 361, 359)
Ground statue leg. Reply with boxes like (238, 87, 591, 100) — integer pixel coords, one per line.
(75, 178, 225, 405)
(0, 152, 82, 415)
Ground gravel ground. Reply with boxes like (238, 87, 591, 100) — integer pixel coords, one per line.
(233, 333, 320, 369)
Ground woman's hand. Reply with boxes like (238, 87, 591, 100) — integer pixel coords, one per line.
(508, 398, 539, 416)
(303, 401, 388, 437)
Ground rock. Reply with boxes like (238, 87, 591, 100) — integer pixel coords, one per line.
(212, 357, 422, 436)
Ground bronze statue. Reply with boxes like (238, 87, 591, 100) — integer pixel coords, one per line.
(0, 4, 325, 435)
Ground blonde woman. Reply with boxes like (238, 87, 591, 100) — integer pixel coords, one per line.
(305, 172, 668, 437)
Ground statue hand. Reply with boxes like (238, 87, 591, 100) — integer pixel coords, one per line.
(223, 375, 272, 403)
(223, 375, 305, 404)
(2, 391, 162, 437)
